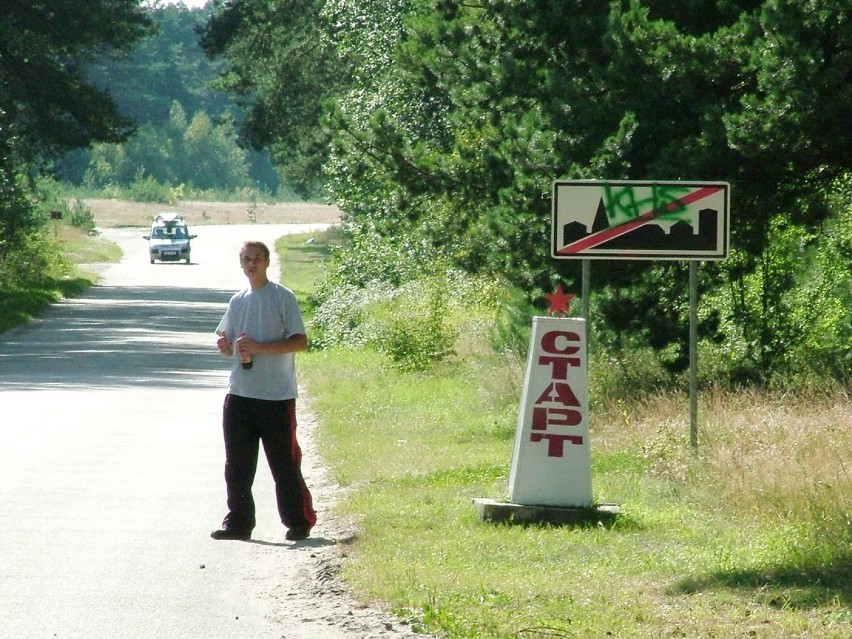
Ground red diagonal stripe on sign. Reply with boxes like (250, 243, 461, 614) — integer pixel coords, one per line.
(557, 186, 724, 255)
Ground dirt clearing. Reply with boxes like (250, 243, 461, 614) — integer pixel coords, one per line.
(83, 198, 342, 228)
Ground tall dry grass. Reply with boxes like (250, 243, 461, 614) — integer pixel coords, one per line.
(593, 384, 851, 559)
(700, 389, 851, 550)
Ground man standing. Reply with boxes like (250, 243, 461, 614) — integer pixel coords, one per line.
(211, 241, 316, 542)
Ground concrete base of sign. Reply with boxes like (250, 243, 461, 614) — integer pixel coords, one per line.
(473, 498, 621, 527)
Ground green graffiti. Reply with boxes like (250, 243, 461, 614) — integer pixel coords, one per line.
(602, 185, 693, 225)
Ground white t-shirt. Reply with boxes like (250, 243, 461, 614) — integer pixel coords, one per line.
(215, 281, 306, 401)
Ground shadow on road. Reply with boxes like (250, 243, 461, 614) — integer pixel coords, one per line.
(245, 536, 339, 549)
(0, 284, 234, 391)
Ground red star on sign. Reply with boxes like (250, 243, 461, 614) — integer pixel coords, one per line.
(544, 284, 574, 317)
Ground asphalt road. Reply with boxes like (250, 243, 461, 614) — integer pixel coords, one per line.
(0, 223, 393, 639)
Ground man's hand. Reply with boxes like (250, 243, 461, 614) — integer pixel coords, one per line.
(236, 333, 257, 357)
(217, 331, 234, 357)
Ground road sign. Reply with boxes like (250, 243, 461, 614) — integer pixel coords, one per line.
(552, 180, 730, 260)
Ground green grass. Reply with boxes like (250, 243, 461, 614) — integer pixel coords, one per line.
(275, 228, 341, 304)
(0, 279, 88, 334)
(276, 232, 852, 639)
(300, 348, 850, 638)
(303, 348, 513, 487)
(59, 225, 122, 264)
(0, 224, 119, 334)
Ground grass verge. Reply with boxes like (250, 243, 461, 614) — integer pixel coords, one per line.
(0, 278, 90, 334)
(0, 225, 115, 334)
(277, 231, 851, 639)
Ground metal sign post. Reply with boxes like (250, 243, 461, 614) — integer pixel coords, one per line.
(689, 261, 699, 447)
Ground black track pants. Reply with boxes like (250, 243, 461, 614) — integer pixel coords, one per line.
(220, 394, 316, 534)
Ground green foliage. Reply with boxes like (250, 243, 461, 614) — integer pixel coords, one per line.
(308, 224, 501, 371)
(0, 120, 76, 291)
(795, 181, 852, 381)
(83, 2, 230, 128)
(0, 229, 73, 290)
(0, 0, 153, 155)
(488, 285, 537, 361)
(200, 0, 342, 198)
(366, 278, 457, 372)
(204, 0, 852, 387)
(703, 174, 852, 387)
(325, 225, 444, 290)
(65, 199, 97, 235)
(32, 178, 98, 235)
(0, 0, 152, 297)
(59, 5, 282, 196)
(311, 272, 472, 372)
(723, 0, 851, 184)
(75, 104, 257, 195)
(126, 171, 172, 203)
(0, 121, 38, 267)
(309, 226, 440, 350)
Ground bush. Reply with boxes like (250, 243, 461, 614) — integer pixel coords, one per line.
(0, 230, 72, 288)
(309, 225, 448, 357)
(309, 280, 395, 349)
(309, 243, 499, 371)
(365, 278, 457, 372)
(65, 198, 97, 235)
(310, 275, 460, 371)
(700, 175, 852, 389)
(127, 172, 171, 203)
(487, 284, 536, 360)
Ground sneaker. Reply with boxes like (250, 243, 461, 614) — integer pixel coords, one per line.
(285, 527, 309, 541)
(210, 528, 251, 541)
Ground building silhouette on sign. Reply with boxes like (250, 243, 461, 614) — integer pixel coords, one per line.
(562, 198, 719, 252)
